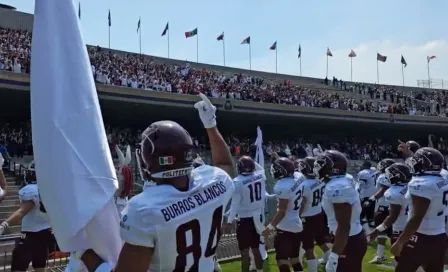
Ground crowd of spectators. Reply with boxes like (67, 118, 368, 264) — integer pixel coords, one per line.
(2, 121, 447, 164)
(1, 27, 448, 117)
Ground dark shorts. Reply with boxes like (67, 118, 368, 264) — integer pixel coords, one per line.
(236, 216, 262, 250)
(11, 228, 52, 271)
(274, 229, 302, 260)
(360, 198, 375, 225)
(396, 232, 447, 272)
(374, 207, 392, 237)
(302, 212, 327, 250)
(334, 231, 368, 272)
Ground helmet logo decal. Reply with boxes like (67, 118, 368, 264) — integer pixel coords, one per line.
(159, 156, 174, 166)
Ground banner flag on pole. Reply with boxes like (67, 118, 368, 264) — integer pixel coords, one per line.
(30, 0, 122, 265)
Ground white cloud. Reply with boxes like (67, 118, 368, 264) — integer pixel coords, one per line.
(226, 40, 448, 88)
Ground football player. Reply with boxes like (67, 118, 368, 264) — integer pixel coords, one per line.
(263, 157, 304, 272)
(295, 157, 330, 272)
(314, 150, 367, 272)
(0, 162, 52, 272)
(367, 162, 411, 267)
(365, 158, 395, 264)
(79, 93, 235, 272)
(392, 147, 448, 272)
(226, 155, 266, 272)
(356, 161, 377, 233)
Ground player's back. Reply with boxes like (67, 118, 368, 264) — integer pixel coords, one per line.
(407, 175, 448, 235)
(273, 177, 304, 232)
(19, 184, 51, 232)
(384, 185, 408, 231)
(322, 175, 362, 236)
(232, 171, 266, 217)
(120, 165, 234, 271)
(357, 169, 377, 199)
(301, 178, 324, 217)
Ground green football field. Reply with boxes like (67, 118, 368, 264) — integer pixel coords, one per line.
(220, 243, 394, 272)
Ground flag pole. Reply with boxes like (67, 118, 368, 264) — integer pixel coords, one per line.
(222, 37, 226, 66)
(326, 54, 328, 78)
(275, 46, 278, 74)
(196, 31, 199, 63)
(249, 43, 252, 70)
(427, 60, 431, 88)
(350, 57, 353, 82)
(376, 60, 379, 84)
(300, 56, 302, 76)
(139, 24, 142, 56)
(401, 63, 404, 86)
(167, 24, 170, 58)
(108, 24, 110, 49)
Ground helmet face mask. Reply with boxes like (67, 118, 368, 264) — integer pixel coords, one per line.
(313, 150, 348, 181)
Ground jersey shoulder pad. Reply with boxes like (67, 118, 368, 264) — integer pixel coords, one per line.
(120, 193, 158, 247)
(377, 174, 390, 187)
(357, 170, 369, 179)
(325, 180, 357, 204)
(193, 165, 234, 195)
(384, 187, 405, 205)
(294, 172, 305, 182)
(407, 177, 438, 199)
(19, 184, 39, 202)
(274, 178, 294, 199)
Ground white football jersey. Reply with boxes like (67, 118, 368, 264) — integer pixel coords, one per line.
(384, 185, 408, 232)
(227, 171, 266, 222)
(19, 184, 51, 232)
(406, 175, 448, 235)
(300, 178, 325, 217)
(120, 165, 234, 271)
(375, 173, 390, 209)
(273, 177, 304, 233)
(357, 169, 377, 199)
(322, 175, 363, 236)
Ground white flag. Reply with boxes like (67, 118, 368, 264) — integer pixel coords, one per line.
(30, 0, 122, 264)
(254, 126, 264, 168)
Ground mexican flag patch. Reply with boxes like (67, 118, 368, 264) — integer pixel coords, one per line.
(159, 156, 174, 165)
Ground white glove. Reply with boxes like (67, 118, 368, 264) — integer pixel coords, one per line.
(0, 221, 8, 236)
(325, 252, 339, 272)
(0, 153, 4, 168)
(194, 93, 217, 129)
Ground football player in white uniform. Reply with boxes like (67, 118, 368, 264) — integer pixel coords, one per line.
(392, 147, 448, 272)
(79, 93, 235, 272)
(295, 157, 330, 272)
(0, 162, 52, 272)
(357, 161, 377, 233)
(314, 150, 367, 272)
(365, 158, 395, 264)
(367, 162, 411, 267)
(225, 155, 266, 272)
(263, 157, 304, 272)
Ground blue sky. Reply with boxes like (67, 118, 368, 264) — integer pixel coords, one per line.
(4, 0, 447, 87)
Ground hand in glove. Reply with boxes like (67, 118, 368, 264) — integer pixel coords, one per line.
(194, 93, 217, 129)
(0, 153, 4, 168)
(0, 221, 9, 236)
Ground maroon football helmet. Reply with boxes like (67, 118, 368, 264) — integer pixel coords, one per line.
(313, 150, 348, 181)
(237, 156, 255, 175)
(140, 121, 194, 179)
(270, 157, 295, 179)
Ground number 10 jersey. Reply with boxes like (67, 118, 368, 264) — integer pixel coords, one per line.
(120, 165, 234, 271)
